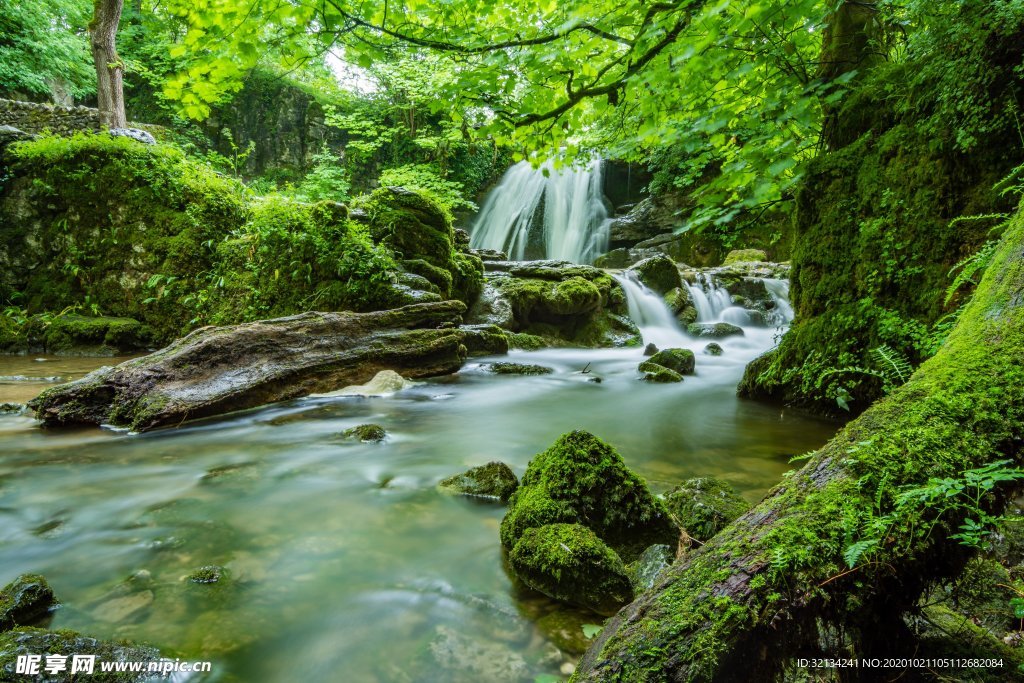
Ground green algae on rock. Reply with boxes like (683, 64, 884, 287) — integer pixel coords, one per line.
(0, 627, 161, 682)
(663, 477, 751, 543)
(438, 462, 519, 503)
(687, 322, 744, 339)
(626, 255, 682, 295)
(500, 430, 678, 562)
(509, 524, 634, 616)
(484, 362, 553, 376)
(342, 424, 387, 443)
(0, 574, 56, 631)
(637, 363, 683, 383)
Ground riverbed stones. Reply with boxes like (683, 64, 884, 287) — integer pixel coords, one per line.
(502, 431, 679, 558)
(638, 363, 684, 383)
(342, 424, 387, 443)
(626, 255, 682, 295)
(188, 565, 226, 584)
(704, 343, 724, 356)
(687, 321, 744, 339)
(0, 627, 161, 681)
(645, 348, 696, 375)
(510, 524, 634, 616)
(663, 476, 750, 542)
(438, 462, 519, 503)
(483, 362, 553, 376)
(0, 574, 57, 631)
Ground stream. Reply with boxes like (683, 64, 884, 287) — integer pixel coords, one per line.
(0, 164, 840, 683)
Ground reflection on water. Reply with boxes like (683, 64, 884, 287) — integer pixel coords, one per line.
(0, 355, 138, 404)
(0, 338, 838, 681)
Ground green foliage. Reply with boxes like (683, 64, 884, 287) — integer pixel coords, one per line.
(378, 164, 474, 213)
(295, 147, 351, 203)
(0, 0, 95, 100)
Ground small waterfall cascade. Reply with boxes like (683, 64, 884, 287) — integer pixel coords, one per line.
(469, 159, 611, 264)
(612, 273, 690, 349)
(685, 274, 733, 322)
(762, 278, 795, 326)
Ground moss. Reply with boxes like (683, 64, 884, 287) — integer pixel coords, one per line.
(438, 461, 519, 503)
(40, 315, 152, 354)
(722, 249, 767, 265)
(637, 363, 684, 383)
(627, 255, 682, 295)
(509, 523, 634, 616)
(663, 477, 751, 543)
(188, 565, 226, 584)
(645, 348, 696, 375)
(704, 343, 724, 356)
(342, 424, 387, 443)
(0, 627, 161, 681)
(0, 574, 56, 631)
(506, 332, 548, 350)
(945, 557, 1021, 634)
(485, 362, 553, 376)
(1, 132, 248, 342)
(501, 430, 679, 562)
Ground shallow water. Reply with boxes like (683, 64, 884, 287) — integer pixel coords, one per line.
(0, 296, 839, 682)
(0, 355, 137, 404)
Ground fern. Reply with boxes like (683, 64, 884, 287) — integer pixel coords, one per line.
(945, 239, 999, 305)
(843, 538, 878, 568)
(870, 345, 914, 388)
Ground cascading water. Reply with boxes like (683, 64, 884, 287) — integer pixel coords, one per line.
(469, 159, 611, 264)
(613, 273, 690, 349)
(686, 274, 733, 322)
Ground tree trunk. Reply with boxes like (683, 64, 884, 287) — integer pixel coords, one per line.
(574, 201, 1024, 681)
(90, 0, 126, 129)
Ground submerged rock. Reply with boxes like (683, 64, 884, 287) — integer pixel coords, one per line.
(311, 370, 415, 397)
(626, 255, 682, 295)
(509, 524, 634, 616)
(501, 431, 678, 562)
(687, 322, 744, 339)
(0, 627, 161, 682)
(704, 343, 724, 356)
(0, 574, 57, 631)
(30, 302, 469, 431)
(188, 565, 227, 584)
(637, 363, 684, 383)
(342, 424, 387, 443)
(428, 625, 530, 683)
(483, 362, 553, 376)
(664, 476, 750, 542)
(438, 462, 519, 503)
(627, 544, 674, 591)
(644, 348, 696, 375)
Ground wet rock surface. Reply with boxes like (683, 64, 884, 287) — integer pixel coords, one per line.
(438, 461, 519, 503)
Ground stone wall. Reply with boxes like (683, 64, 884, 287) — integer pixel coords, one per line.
(0, 99, 159, 137)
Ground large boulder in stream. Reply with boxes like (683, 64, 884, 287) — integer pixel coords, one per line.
(626, 255, 682, 295)
(29, 301, 472, 431)
(663, 476, 750, 543)
(501, 431, 678, 614)
(1, 574, 57, 631)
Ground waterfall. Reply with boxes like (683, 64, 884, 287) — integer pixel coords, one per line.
(686, 274, 733, 322)
(762, 278, 795, 326)
(612, 273, 689, 348)
(469, 159, 611, 264)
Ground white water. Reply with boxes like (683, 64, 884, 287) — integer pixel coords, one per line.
(469, 160, 612, 264)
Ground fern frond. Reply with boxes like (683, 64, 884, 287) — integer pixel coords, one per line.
(945, 240, 999, 305)
(871, 345, 914, 387)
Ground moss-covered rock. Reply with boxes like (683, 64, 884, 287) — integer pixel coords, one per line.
(509, 523, 634, 616)
(188, 565, 226, 584)
(626, 544, 674, 591)
(0, 627, 160, 682)
(39, 315, 152, 355)
(723, 249, 767, 265)
(484, 362, 553, 376)
(645, 348, 696, 375)
(637, 362, 684, 383)
(626, 255, 682, 295)
(439, 461, 519, 503)
(704, 342, 724, 356)
(664, 287, 698, 325)
(500, 430, 679, 562)
(342, 424, 387, 443)
(0, 574, 56, 631)
(663, 477, 750, 543)
(687, 322, 744, 339)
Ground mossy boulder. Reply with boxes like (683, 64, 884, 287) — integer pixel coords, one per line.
(687, 322, 744, 339)
(508, 523, 634, 616)
(645, 348, 695, 375)
(342, 424, 387, 443)
(500, 430, 679, 562)
(723, 249, 767, 265)
(664, 287, 698, 325)
(439, 462, 519, 503)
(0, 627, 160, 681)
(637, 362, 684, 383)
(484, 362, 553, 376)
(1, 574, 56, 631)
(704, 342, 724, 356)
(626, 544, 674, 591)
(626, 255, 682, 295)
(38, 315, 152, 355)
(663, 476, 750, 542)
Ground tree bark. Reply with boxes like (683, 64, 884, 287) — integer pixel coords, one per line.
(90, 0, 126, 129)
(574, 201, 1024, 681)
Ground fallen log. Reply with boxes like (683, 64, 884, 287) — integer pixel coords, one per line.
(574, 205, 1024, 682)
(29, 301, 471, 431)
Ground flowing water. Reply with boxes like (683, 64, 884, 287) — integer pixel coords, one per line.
(0, 274, 839, 682)
(469, 160, 611, 264)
